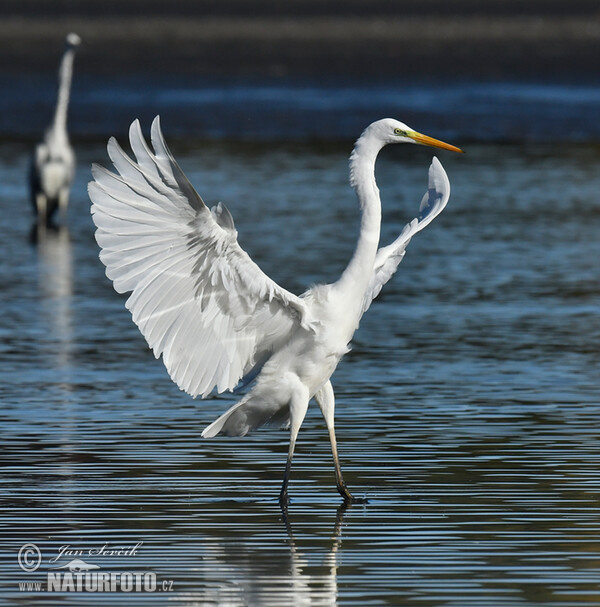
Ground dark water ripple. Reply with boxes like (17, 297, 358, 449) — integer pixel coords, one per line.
(0, 140, 599, 605)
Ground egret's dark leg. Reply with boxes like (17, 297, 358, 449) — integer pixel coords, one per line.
(35, 193, 48, 226)
(316, 381, 368, 504)
(279, 382, 309, 505)
(327, 423, 356, 502)
(279, 434, 298, 505)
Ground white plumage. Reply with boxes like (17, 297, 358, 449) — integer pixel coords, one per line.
(89, 116, 462, 503)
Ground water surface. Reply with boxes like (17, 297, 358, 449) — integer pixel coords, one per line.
(0, 137, 599, 605)
(3, 77, 600, 143)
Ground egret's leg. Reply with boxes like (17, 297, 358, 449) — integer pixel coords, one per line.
(279, 380, 309, 505)
(315, 380, 367, 504)
(279, 433, 298, 504)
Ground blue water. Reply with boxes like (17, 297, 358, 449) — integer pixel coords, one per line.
(0, 80, 600, 605)
(2, 76, 600, 142)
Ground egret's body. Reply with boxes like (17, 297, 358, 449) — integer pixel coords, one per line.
(30, 33, 81, 226)
(89, 117, 462, 503)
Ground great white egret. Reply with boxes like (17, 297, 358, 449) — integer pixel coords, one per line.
(30, 33, 81, 227)
(89, 117, 462, 503)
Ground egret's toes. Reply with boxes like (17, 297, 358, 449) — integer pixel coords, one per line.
(337, 483, 368, 505)
(345, 495, 368, 505)
(279, 490, 290, 506)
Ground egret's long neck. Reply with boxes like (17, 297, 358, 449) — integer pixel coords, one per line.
(50, 45, 77, 138)
(336, 132, 384, 299)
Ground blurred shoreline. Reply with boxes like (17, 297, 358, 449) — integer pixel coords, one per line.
(1, 2, 599, 142)
(1, 0, 598, 80)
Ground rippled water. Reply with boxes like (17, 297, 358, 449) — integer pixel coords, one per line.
(1, 136, 600, 605)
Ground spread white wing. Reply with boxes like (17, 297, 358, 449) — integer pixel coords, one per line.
(89, 117, 311, 398)
(362, 156, 450, 314)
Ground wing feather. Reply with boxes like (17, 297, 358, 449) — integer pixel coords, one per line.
(362, 157, 451, 314)
(90, 116, 311, 398)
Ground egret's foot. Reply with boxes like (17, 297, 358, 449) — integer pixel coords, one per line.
(345, 494, 368, 505)
(279, 490, 290, 506)
(337, 483, 368, 505)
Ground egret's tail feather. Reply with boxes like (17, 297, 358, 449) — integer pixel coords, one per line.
(201, 393, 290, 438)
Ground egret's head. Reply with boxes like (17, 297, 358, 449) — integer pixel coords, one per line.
(373, 118, 463, 153)
(66, 33, 82, 48)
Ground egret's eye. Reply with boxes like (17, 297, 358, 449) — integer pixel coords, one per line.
(394, 128, 407, 136)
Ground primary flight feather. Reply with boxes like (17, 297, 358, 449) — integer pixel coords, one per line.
(89, 116, 462, 503)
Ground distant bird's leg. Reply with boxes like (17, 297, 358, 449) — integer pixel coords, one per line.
(316, 381, 367, 504)
(279, 382, 309, 505)
(36, 193, 47, 225)
(58, 187, 70, 222)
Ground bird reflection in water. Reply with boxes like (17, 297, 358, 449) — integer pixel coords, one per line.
(189, 503, 352, 606)
(32, 224, 74, 375)
(278, 502, 349, 606)
(32, 224, 78, 502)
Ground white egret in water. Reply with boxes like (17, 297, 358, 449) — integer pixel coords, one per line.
(30, 33, 81, 227)
(89, 117, 462, 503)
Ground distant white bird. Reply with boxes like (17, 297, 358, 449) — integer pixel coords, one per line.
(30, 33, 81, 226)
(89, 117, 462, 503)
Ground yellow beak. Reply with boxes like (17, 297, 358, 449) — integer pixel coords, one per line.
(409, 131, 464, 154)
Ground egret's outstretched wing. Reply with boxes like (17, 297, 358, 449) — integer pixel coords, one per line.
(89, 117, 311, 398)
(362, 157, 450, 313)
